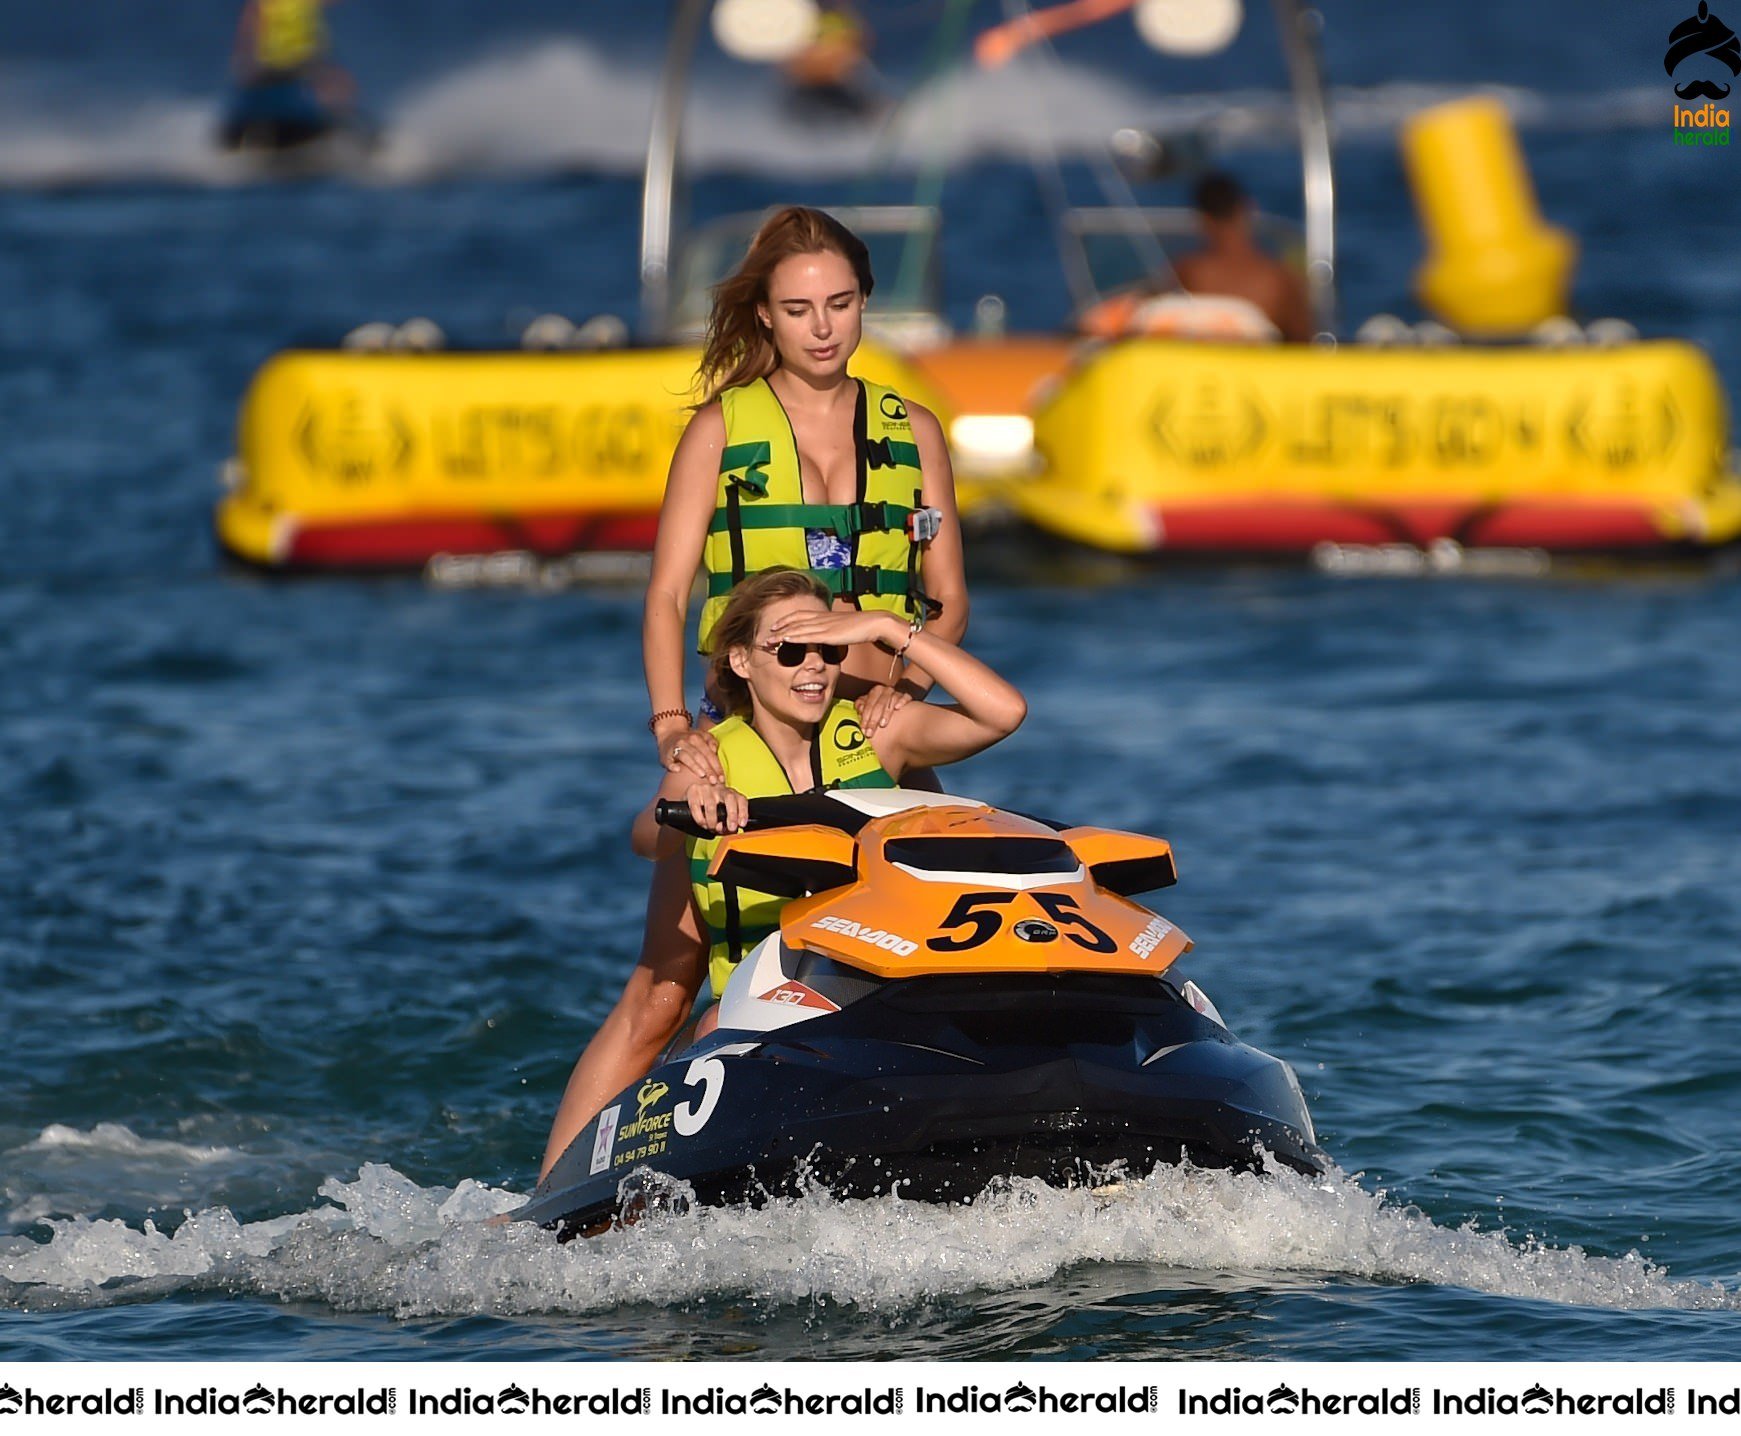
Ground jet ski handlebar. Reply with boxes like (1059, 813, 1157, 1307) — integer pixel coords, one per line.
(654, 793, 862, 839)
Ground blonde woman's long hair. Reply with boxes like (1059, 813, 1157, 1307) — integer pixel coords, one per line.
(706, 567, 835, 718)
(695, 206, 875, 405)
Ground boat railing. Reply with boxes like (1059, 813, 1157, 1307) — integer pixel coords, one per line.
(1059, 205, 1306, 314)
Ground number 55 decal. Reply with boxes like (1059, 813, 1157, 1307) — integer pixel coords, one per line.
(925, 890, 1116, 954)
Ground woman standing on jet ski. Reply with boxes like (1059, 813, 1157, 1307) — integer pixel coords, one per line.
(535, 210, 972, 1179)
(539, 568, 1017, 1179)
(644, 204, 968, 777)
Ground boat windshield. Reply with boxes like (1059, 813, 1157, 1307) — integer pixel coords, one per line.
(1061, 206, 1306, 311)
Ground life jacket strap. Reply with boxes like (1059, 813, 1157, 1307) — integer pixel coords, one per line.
(706, 499, 917, 542)
(864, 437, 921, 471)
(707, 564, 937, 614)
(718, 440, 774, 496)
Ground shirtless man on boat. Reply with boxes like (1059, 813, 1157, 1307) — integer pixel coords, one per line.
(976, 0, 1311, 342)
(1082, 171, 1313, 343)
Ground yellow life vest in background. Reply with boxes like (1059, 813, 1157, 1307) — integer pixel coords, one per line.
(697, 376, 933, 654)
(687, 698, 894, 997)
(256, 0, 326, 73)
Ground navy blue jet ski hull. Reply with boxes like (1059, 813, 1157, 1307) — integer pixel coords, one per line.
(518, 974, 1324, 1239)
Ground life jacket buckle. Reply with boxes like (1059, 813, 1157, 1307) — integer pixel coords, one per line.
(907, 506, 943, 544)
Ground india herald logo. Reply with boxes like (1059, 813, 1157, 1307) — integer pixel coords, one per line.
(1667, 2, 1740, 99)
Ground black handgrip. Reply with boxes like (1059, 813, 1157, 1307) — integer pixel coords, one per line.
(653, 797, 777, 838)
(652, 792, 872, 839)
(653, 798, 722, 839)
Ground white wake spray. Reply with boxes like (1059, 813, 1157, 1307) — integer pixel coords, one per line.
(0, 38, 1661, 188)
(1, 1129, 1732, 1318)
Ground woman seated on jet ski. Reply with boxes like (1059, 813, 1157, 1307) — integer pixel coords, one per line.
(538, 567, 1024, 1180)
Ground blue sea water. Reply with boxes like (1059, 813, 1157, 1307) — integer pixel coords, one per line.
(3, 0, 1741, 1363)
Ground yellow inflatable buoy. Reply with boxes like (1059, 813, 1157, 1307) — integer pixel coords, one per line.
(215, 338, 956, 570)
(1402, 96, 1577, 337)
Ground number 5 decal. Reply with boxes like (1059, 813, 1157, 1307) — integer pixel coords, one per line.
(674, 1054, 725, 1136)
(1033, 892, 1117, 953)
(927, 891, 1015, 952)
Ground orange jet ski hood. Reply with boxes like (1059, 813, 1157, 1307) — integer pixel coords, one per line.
(706, 790, 1192, 980)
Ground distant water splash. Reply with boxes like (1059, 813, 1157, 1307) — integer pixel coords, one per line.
(1, 1142, 1732, 1318)
(3, 1123, 291, 1237)
(15, 1123, 238, 1165)
(0, 39, 1664, 189)
(0, 91, 223, 187)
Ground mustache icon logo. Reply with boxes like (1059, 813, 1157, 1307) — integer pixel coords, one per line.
(1666, 2, 1741, 83)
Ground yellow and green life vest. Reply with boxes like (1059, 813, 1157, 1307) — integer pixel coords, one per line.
(256, 0, 326, 73)
(687, 697, 894, 997)
(697, 375, 934, 655)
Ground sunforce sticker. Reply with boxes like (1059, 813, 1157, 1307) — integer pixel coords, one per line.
(811, 915, 919, 956)
(613, 1088, 675, 1167)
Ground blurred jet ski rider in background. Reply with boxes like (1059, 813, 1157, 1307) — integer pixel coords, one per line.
(225, 0, 357, 148)
(782, 4, 887, 121)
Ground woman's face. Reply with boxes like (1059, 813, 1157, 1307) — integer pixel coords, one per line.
(757, 249, 864, 383)
(731, 594, 840, 726)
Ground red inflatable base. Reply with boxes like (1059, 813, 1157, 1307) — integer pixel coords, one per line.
(268, 510, 662, 570)
(1149, 502, 1670, 553)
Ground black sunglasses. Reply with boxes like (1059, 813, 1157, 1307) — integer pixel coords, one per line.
(758, 639, 847, 667)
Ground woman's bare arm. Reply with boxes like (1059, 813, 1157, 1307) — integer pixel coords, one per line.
(909, 401, 968, 648)
(855, 400, 969, 731)
(768, 608, 1024, 776)
(629, 762, 750, 859)
(643, 403, 727, 782)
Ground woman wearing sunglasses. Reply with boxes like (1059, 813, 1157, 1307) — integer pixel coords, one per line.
(538, 569, 1020, 1180)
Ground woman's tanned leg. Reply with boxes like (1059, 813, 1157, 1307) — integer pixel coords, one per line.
(538, 851, 707, 1182)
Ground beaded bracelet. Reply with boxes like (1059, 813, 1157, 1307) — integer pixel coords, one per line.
(647, 707, 692, 734)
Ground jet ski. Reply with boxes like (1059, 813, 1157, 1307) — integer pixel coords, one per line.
(217, 77, 377, 168)
(517, 789, 1325, 1239)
